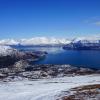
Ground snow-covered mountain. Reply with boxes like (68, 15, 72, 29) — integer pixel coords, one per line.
(72, 37, 100, 44)
(0, 37, 71, 46)
(63, 37, 100, 50)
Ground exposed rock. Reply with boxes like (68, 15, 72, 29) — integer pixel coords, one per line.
(0, 64, 99, 81)
(0, 73, 7, 79)
(61, 84, 100, 100)
(13, 60, 30, 72)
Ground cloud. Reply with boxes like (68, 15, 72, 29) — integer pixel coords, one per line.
(94, 21, 100, 26)
(84, 17, 100, 26)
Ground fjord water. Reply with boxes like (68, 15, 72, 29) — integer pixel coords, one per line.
(18, 46, 100, 69)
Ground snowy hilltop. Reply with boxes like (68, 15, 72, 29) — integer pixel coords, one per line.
(0, 45, 17, 56)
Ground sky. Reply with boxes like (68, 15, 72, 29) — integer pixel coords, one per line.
(0, 0, 100, 39)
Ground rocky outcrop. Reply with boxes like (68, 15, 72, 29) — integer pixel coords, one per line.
(0, 64, 99, 82)
(62, 84, 100, 100)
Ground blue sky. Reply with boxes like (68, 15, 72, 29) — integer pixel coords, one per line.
(0, 0, 100, 39)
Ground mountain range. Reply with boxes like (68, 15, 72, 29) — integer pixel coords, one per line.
(0, 37, 71, 46)
(0, 37, 100, 47)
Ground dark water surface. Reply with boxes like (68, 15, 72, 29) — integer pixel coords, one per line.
(16, 46, 100, 69)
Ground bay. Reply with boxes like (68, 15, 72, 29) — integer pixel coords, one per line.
(16, 46, 100, 69)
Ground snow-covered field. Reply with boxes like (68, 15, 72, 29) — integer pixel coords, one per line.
(0, 74, 100, 100)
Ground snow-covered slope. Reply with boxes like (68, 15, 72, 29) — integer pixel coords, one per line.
(0, 74, 100, 100)
(0, 45, 17, 56)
